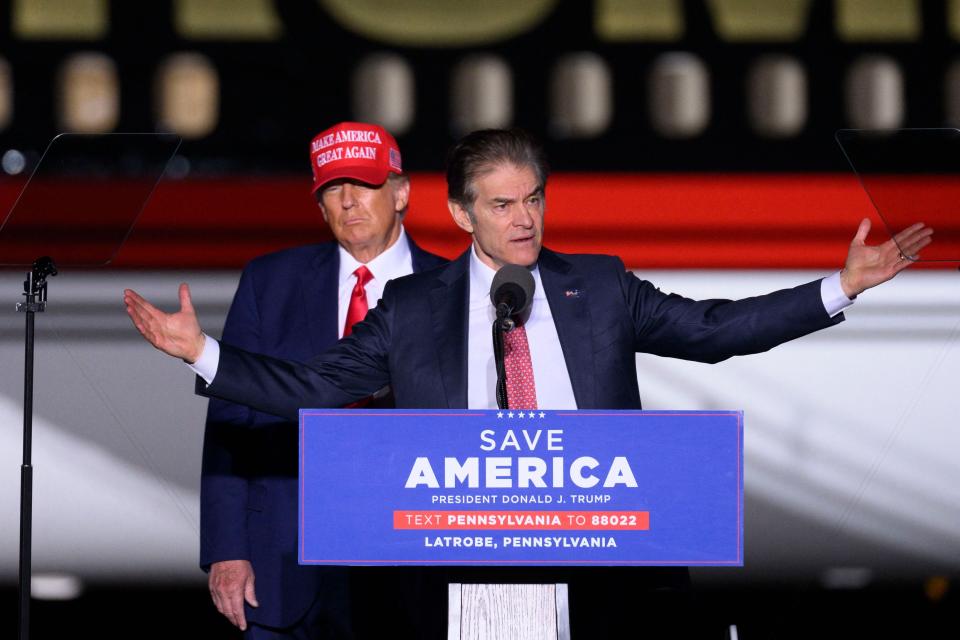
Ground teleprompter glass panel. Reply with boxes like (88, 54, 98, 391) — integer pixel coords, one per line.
(0, 133, 180, 267)
(836, 129, 960, 262)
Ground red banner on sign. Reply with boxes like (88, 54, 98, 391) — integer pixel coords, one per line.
(393, 510, 650, 531)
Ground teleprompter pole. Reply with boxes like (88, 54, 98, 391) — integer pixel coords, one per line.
(17, 257, 57, 640)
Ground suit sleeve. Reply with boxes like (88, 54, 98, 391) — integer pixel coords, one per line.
(198, 281, 397, 422)
(199, 265, 260, 570)
(618, 260, 844, 363)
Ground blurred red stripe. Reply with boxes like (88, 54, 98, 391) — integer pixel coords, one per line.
(0, 173, 954, 269)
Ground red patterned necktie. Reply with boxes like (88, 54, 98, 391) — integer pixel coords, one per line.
(343, 265, 373, 337)
(504, 324, 538, 410)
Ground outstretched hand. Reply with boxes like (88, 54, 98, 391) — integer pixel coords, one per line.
(123, 283, 206, 363)
(840, 219, 933, 298)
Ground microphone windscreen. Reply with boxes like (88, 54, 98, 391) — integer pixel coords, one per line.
(490, 264, 536, 315)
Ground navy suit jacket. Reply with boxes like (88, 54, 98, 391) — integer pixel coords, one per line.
(200, 236, 446, 628)
(201, 247, 843, 420)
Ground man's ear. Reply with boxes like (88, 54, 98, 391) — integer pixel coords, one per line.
(448, 200, 474, 234)
(317, 199, 329, 224)
(393, 177, 411, 213)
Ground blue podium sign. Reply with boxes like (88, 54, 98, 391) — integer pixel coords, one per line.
(299, 409, 742, 566)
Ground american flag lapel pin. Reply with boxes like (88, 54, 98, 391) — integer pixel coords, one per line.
(564, 289, 582, 298)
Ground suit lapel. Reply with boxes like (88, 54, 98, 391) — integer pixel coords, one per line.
(428, 250, 470, 408)
(408, 235, 446, 273)
(539, 248, 596, 409)
(300, 242, 340, 355)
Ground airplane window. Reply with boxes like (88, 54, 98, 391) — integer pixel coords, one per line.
(173, 0, 282, 40)
(835, 0, 920, 41)
(319, 0, 557, 46)
(950, 0, 960, 41)
(451, 55, 513, 135)
(57, 53, 119, 133)
(748, 55, 807, 137)
(13, 0, 108, 40)
(352, 53, 415, 135)
(594, 0, 684, 42)
(945, 60, 960, 127)
(155, 53, 220, 139)
(845, 55, 905, 128)
(550, 52, 613, 139)
(707, 0, 810, 41)
(0, 58, 11, 132)
(648, 52, 710, 138)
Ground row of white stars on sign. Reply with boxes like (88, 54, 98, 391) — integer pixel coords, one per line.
(496, 411, 546, 419)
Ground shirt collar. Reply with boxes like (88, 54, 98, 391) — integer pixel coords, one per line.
(468, 243, 544, 305)
(338, 226, 410, 286)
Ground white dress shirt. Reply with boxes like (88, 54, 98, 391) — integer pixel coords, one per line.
(335, 226, 413, 338)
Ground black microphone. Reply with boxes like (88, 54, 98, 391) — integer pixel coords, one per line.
(490, 264, 535, 330)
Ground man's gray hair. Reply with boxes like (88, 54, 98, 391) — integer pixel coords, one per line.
(446, 129, 549, 214)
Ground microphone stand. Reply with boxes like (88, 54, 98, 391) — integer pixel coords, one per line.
(492, 303, 514, 410)
(17, 256, 57, 640)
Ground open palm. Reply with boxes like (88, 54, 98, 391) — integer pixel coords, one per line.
(840, 219, 933, 298)
(123, 283, 206, 363)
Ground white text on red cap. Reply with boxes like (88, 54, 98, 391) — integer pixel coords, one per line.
(315, 145, 378, 168)
(311, 129, 383, 152)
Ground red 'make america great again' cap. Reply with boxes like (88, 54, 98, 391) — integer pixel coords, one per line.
(309, 121, 403, 193)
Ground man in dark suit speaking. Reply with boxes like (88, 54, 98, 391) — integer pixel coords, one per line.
(125, 128, 931, 634)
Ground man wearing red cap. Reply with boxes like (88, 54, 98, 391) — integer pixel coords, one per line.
(200, 122, 446, 639)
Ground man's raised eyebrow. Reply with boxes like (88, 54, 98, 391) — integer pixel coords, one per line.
(488, 186, 544, 205)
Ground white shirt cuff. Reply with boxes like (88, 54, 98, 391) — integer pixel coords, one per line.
(187, 333, 220, 384)
(821, 271, 854, 318)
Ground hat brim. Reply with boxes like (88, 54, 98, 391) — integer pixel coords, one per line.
(311, 165, 392, 194)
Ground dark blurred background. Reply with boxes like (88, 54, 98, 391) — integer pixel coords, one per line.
(0, 1, 958, 638)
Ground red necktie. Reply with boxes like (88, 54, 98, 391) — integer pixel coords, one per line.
(504, 324, 538, 410)
(343, 265, 373, 337)
(342, 265, 375, 408)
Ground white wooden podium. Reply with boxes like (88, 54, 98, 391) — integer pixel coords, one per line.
(448, 583, 570, 640)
